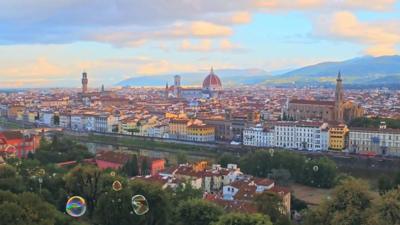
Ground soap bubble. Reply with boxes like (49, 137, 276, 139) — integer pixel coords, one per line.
(269, 149, 274, 157)
(132, 195, 149, 215)
(66, 196, 87, 217)
(110, 171, 116, 177)
(112, 181, 122, 191)
(313, 165, 319, 172)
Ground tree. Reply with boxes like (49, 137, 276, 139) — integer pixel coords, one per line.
(172, 182, 203, 203)
(0, 202, 29, 225)
(64, 165, 104, 217)
(176, 199, 223, 225)
(213, 213, 273, 225)
(303, 177, 373, 225)
(122, 155, 138, 177)
(269, 169, 291, 186)
(378, 175, 393, 194)
(176, 152, 188, 165)
(366, 188, 400, 225)
(0, 164, 25, 193)
(217, 153, 238, 167)
(141, 157, 149, 175)
(95, 188, 136, 225)
(0, 191, 75, 225)
(129, 179, 172, 225)
(254, 192, 289, 224)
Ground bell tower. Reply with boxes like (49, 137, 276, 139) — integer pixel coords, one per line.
(82, 72, 88, 94)
(335, 71, 344, 122)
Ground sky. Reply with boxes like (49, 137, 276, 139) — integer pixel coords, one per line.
(0, 0, 400, 88)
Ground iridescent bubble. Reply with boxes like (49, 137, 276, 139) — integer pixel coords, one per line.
(269, 149, 274, 157)
(66, 196, 87, 217)
(313, 165, 319, 172)
(132, 195, 149, 215)
(38, 168, 45, 176)
(112, 181, 122, 191)
(110, 171, 116, 177)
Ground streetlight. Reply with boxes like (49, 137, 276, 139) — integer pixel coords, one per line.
(38, 177, 43, 194)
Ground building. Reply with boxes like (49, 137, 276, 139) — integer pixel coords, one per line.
(202, 67, 223, 98)
(0, 131, 39, 158)
(95, 151, 165, 175)
(243, 124, 274, 147)
(349, 122, 400, 156)
(165, 68, 223, 99)
(274, 121, 329, 151)
(286, 72, 363, 123)
(82, 71, 88, 94)
(202, 110, 260, 141)
(168, 119, 190, 140)
(187, 124, 215, 142)
(329, 124, 349, 150)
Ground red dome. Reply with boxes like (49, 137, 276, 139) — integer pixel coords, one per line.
(202, 68, 222, 91)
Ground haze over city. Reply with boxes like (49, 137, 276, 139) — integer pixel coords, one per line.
(1, 0, 400, 88)
(2, 1, 400, 225)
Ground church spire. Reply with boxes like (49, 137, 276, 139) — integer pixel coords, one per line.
(210, 66, 214, 74)
(335, 70, 344, 122)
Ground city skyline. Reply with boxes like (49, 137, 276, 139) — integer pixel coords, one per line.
(1, 0, 400, 88)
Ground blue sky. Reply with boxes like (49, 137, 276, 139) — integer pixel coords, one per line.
(0, 0, 399, 88)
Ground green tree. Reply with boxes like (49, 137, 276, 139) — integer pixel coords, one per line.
(122, 155, 139, 177)
(95, 188, 136, 225)
(213, 213, 273, 225)
(366, 188, 400, 225)
(254, 192, 290, 225)
(269, 169, 291, 186)
(176, 199, 223, 225)
(303, 178, 373, 225)
(64, 165, 104, 217)
(141, 157, 149, 175)
(217, 153, 238, 167)
(129, 179, 172, 225)
(0, 191, 66, 225)
(378, 175, 393, 194)
(172, 182, 203, 203)
(176, 152, 188, 165)
(0, 202, 29, 225)
(0, 164, 25, 193)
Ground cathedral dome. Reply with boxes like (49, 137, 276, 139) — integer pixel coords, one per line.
(202, 67, 222, 91)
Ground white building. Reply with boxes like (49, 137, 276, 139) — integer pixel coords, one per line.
(349, 123, 400, 156)
(59, 114, 71, 129)
(274, 121, 329, 151)
(243, 124, 274, 147)
(71, 114, 84, 131)
(148, 124, 169, 138)
(41, 110, 54, 126)
(94, 114, 119, 133)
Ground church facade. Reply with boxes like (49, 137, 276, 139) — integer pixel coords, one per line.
(285, 73, 363, 123)
(165, 68, 223, 100)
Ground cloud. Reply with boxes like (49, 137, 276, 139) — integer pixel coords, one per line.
(254, 0, 396, 11)
(180, 39, 213, 52)
(89, 21, 232, 47)
(179, 39, 244, 52)
(314, 11, 400, 56)
(0, 57, 69, 78)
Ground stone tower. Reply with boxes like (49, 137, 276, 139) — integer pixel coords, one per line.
(335, 71, 344, 122)
(82, 72, 88, 94)
(174, 75, 181, 98)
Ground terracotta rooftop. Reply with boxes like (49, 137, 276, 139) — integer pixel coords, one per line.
(289, 99, 335, 106)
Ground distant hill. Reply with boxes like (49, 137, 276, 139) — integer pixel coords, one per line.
(265, 55, 400, 88)
(117, 55, 400, 89)
(116, 69, 271, 87)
